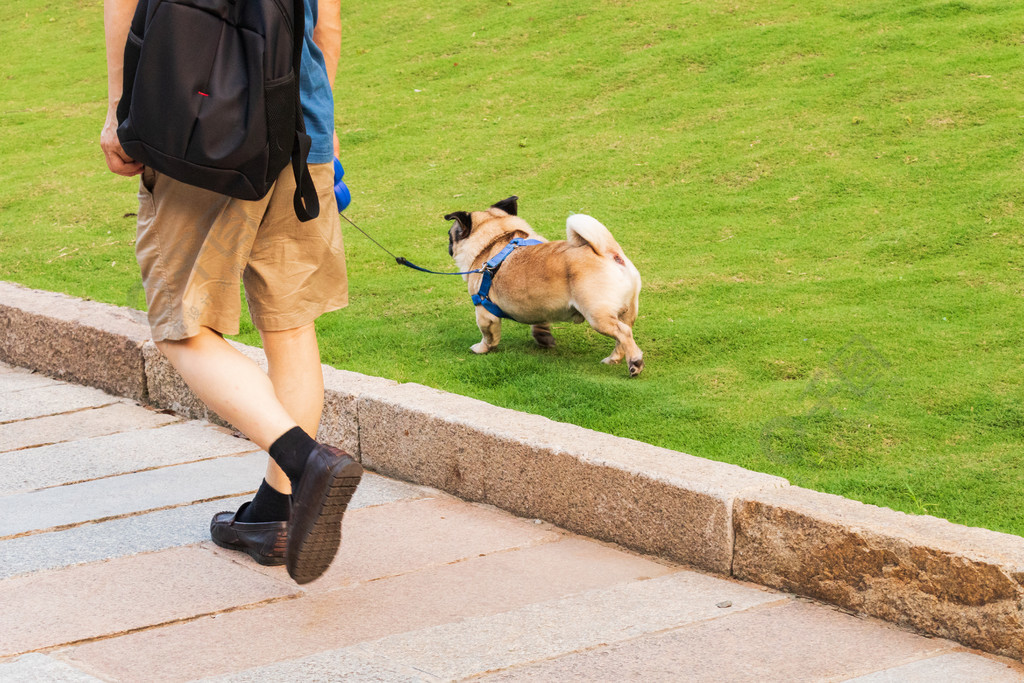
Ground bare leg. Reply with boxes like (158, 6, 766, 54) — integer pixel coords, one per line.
(155, 327, 297, 450)
(471, 308, 502, 354)
(259, 323, 325, 495)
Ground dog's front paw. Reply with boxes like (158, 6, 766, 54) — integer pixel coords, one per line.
(470, 342, 491, 354)
(601, 355, 622, 365)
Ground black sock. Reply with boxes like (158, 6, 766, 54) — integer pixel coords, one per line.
(269, 426, 318, 487)
(238, 479, 291, 522)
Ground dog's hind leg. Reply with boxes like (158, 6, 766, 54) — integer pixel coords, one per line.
(588, 314, 644, 377)
(531, 323, 556, 348)
(471, 308, 502, 354)
(622, 286, 640, 328)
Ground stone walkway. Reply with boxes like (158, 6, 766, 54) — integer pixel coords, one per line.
(0, 361, 1020, 682)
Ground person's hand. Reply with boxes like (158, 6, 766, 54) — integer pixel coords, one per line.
(100, 106, 143, 176)
(333, 131, 340, 159)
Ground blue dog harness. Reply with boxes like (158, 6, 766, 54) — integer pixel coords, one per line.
(471, 238, 543, 320)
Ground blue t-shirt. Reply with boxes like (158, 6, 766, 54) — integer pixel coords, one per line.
(300, 0, 335, 165)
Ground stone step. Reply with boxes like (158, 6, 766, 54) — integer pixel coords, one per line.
(0, 401, 179, 453)
(0, 421, 258, 495)
(0, 368, 61, 392)
(215, 570, 786, 682)
(0, 382, 117, 424)
(211, 579, 1018, 683)
(476, 599, 959, 682)
(0, 495, 246, 580)
(0, 452, 266, 538)
(0, 546, 299, 657)
(847, 652, 1024, 682)
(56, 535, 676, 680)
(0, 654, 102, 682)
(0, 473, 432, 580)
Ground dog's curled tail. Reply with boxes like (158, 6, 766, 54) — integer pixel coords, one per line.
(566, 213, 626, 262)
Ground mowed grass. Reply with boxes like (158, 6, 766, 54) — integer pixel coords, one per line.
(2, 0, 1023, 534)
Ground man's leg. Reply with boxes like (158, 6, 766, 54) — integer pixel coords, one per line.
(257, 322, 361, 584)
(172, 324, 322, 527)
(259, 322, 326, 496)
(163, 324, 359, 584)
(155, 327, 297, 450)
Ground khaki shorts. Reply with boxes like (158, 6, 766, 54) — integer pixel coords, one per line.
(135, 163, 348, 342)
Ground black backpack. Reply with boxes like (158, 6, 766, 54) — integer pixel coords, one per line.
(116, 0, 320, 221)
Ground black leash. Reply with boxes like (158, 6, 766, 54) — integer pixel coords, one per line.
(339, 212, 482, 276)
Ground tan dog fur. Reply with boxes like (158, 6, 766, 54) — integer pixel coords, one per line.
(445, 196, 643, 377)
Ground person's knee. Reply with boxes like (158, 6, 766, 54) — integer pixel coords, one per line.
(260, 322, 316, 345)
(154, 337, 181, 357)
(155, 327, 220, 356)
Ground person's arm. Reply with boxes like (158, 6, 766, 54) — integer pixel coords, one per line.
(312, 0, 341, 156)
(100, 0, 144, 176)
(313, 0, 341, 88)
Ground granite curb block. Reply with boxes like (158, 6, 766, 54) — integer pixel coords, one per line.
(733, 486, 1024, 660)
(142, 340, 397, 458)
(0, 281, 150, 402)
(357, 381, 787, 574)
(3, 281, 1024, 659)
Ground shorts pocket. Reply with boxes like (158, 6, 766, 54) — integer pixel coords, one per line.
(138, 167, 157, 216)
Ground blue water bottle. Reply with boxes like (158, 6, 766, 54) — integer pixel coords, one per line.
(333, 157, 351, 212)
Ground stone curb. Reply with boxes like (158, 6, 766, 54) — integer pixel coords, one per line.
(0, 282, 149, 403)
(142, 340, 397, 457)
(1, 281, 1021, 659)
(733, 486, 1024, 659)
(357, 381, 785, 574)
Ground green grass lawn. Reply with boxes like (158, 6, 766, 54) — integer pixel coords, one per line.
(2, 0, 1023, 534)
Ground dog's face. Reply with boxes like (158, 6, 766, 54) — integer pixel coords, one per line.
(445, 196, 520, 258)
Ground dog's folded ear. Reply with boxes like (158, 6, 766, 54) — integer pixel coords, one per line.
(445, 211, 473, 241)
(491, 196, 519, 216)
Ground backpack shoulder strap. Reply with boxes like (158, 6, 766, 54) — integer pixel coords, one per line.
(290, 0, 321, 222)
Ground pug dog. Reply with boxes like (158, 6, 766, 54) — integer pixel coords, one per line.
(445, 196, 643, 377)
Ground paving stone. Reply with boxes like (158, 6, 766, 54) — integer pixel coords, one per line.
(0, 383, 118, 424)
(346, 471, 433, 510)
(0, 281, 151, 402)
(0, 473, 429, 579)
(846, 652, 1024, 682)
(0, 367, 61, 392)
(733, 485, 1024, 660)
(59, 537, 676, 681)
(0, 452, 266, 538)
(0, 653, 103, 682)
(201, 649, 430, 683)
(0, 546, 299, 657)
(0, 401, 179, 453)
(0, 420, 257, 495)
(240, 496, 563, 591)
(227, 571, 783, 682)
(0, 495, 249, 579)
(479, 600, 957, 682)
(352, 570, 786, 680)
(358, 382, 787, 573)
(0, 419, 260, 493)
